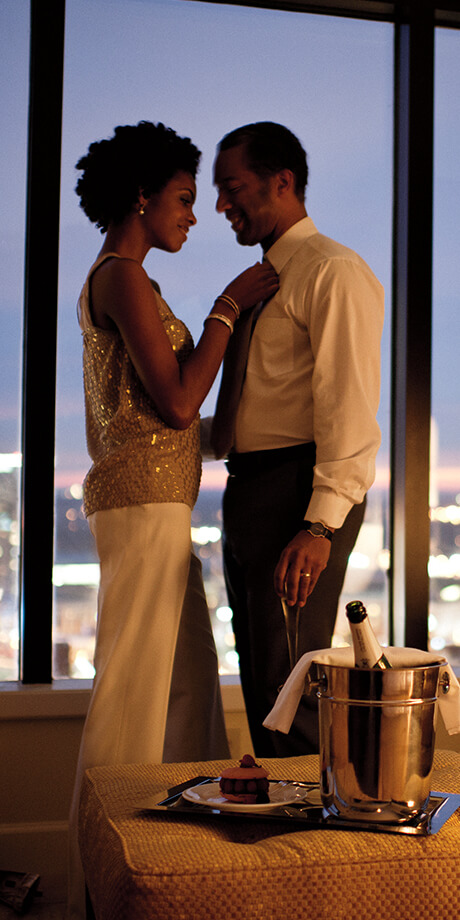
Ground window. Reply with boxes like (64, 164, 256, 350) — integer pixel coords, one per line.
(0, 0, 29, 680)
(3, 0, 460, 685)
(430, 26, 460, 664)
(53, 0, 392, 678)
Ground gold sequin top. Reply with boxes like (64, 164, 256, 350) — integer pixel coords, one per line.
(78, 253, 201, 516)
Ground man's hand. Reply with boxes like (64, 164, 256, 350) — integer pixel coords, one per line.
(274, 531, 331, 607)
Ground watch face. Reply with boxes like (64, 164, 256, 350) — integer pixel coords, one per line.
(308, 522, 332, 539)
(310, 523, 326, 536)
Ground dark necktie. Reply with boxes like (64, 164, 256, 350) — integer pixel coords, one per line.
(210, 301, 264, 460)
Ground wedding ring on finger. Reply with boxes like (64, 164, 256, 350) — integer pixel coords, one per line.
(300, 572, 311, 578)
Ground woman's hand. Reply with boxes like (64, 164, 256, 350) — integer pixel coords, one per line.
(92, 258, 278, 431)
(221, 261, 279, 313)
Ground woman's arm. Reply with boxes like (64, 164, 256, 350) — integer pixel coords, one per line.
(91, 257, 278, 429)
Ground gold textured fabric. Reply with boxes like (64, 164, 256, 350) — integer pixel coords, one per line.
(79, 255, 201, 516)
(79, 751, 460, 920)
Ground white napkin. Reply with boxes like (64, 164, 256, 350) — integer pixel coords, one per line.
(263, 646, 460, 735)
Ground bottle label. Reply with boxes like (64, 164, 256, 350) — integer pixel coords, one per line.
(351, 622, 382, 668)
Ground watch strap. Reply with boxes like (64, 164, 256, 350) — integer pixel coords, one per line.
(300, 520, 333, 541)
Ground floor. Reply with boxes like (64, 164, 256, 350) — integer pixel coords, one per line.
(0, 895, 65, 919)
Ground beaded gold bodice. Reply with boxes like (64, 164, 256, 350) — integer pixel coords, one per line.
(78, 254, 201, 516)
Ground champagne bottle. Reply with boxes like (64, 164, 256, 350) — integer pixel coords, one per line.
(345, 600, 392, 669)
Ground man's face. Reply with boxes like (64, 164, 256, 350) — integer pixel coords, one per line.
(213, 144, 279, 249)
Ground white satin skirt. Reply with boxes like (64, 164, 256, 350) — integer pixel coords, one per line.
(67, 502, 228, 919)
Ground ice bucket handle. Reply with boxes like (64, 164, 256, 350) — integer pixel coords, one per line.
(305, 666, 328, 697)
(304, 663, 451, 698)
(439, 669, 451, 695)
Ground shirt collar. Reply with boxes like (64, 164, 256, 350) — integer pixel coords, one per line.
(265, 216, 318, 274)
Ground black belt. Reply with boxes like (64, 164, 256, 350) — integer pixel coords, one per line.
(225, 442, 315, 477)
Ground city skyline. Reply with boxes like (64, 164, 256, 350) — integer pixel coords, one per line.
(1, 466, 458, 682)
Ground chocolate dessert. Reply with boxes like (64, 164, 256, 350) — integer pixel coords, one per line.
(219, 754, 270, 804)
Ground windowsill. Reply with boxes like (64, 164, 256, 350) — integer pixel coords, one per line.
(2, 666, 459, 722)
(0, 674, 244, 720)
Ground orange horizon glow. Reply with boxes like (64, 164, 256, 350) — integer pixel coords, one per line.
(53, 464, 460, 494)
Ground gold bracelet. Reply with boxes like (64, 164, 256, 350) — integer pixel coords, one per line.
(215, 294, 240, 319)
(204, 312, 234, 334)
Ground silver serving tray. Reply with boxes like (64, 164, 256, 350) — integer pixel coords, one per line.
(136, 775, 460, 836)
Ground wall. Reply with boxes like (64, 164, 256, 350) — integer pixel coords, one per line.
(0, 679, 253, 904)
(0, 677, 458, 905)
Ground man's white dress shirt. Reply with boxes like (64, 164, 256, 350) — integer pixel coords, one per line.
(233, 216, 384, 529)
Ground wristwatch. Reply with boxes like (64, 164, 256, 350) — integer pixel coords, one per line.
(300, 521, 334, 541)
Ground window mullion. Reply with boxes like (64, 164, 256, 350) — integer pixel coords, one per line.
(20, 0, 66, 682)
(390, 0, 434, 648)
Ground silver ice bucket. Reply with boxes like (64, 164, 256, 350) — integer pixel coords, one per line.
(308, 658, 450, 822)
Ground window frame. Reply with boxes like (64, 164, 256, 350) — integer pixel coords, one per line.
(17, 0, 460, 682)
(20, 0, 65, 682)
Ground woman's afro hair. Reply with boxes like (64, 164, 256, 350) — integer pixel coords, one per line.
(75, 121, 201, 232)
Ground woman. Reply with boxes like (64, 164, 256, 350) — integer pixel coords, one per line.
(68, 120, 278, 919)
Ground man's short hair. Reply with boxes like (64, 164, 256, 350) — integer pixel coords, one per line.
(217, 122, 308, 201)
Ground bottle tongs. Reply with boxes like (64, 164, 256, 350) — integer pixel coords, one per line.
(281, 596, 301, 671)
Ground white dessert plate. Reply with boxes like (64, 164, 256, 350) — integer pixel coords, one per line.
(182, 780, 307, 813)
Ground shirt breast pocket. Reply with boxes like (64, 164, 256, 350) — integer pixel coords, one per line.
(248, 316, 295, 379)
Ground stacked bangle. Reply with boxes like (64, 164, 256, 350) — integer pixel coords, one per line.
(214, 294, 240, 319)
(204, 312, 234, 334)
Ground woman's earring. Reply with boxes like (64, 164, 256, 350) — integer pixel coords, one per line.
(139, 206, 145, 216)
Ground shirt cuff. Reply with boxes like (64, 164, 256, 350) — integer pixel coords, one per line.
(305, 490, 355, 531)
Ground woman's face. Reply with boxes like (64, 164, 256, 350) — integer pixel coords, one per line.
(144, 171, 197, 252)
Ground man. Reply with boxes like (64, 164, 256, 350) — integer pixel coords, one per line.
(210, 122, 384, 758)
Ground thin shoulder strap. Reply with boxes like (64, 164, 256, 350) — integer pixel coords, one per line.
(78, 252, 128, 329)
